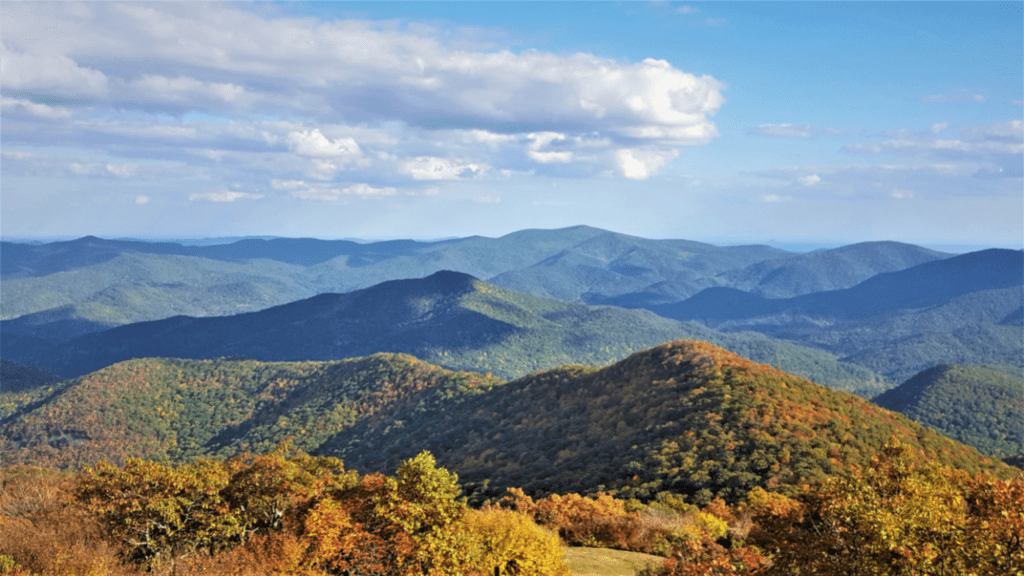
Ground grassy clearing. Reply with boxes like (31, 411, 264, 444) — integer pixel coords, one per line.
(562, 546, 664, 576)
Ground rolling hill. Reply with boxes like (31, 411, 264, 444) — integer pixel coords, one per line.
(4, 341, 1011, 506)
(873, 364, 1024, 460)
(0, 353, 502, 468)
(2, 227, 794, 342)
(714, 241, 950, 299)
(327, 340, 1016, 504)
(648, 249, 1024, 382)
(4, 271, 883, 394)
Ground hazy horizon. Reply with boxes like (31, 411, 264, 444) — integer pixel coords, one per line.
(2, 226, 1018, 256)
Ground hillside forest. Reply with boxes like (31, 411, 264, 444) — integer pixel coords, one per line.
(1, 230, 1022, 575)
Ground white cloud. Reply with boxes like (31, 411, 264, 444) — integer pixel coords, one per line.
(270, 179, 307, 190)
(286, 129, 362, 158)
(527, 132, 573, 164)
(105, 163, 136, 177)
(135, 195, 150, 205)
(473, 194, 501, 203)
(0, 97, 73, 119)
(844, 121, 1023, 179)
(189, 190, 264, 202)
(931, 122, 948, 134)
(129, 75, 248, 104)
(399, 157, 488, 180)
(615, 148, 679, 179)
(797, 174, 821, 186)
(274, 179, 397, 200)
(0, 1, 731, 203)
(676, 6, 700, 14)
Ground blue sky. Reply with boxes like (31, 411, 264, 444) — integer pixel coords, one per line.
(1, 1, 1021, 249)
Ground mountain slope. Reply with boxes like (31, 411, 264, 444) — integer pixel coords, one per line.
(2, 341, 1013, 505)
(655, 249, 1023, 322)
(873, 364, 1024, 459)
(0, 354, 502, 468)
(7, 271, 882, 393)
(324, 340, 1017, 504)
(648, 250, 1023, 383)
(716, 241, 951, 298)
(3, 227, 794, 352)
(486, 230, 787, 304)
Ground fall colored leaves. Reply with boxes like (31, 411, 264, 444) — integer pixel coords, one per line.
(2, 440, 1022, 576)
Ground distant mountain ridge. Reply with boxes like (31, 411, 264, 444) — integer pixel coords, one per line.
(3, 227, 1017, 392)
(648, 249, 1024, 383)
(5, 271, 882, 393)
(654, 249, 1023, 322)
(716, 241, 951, 298)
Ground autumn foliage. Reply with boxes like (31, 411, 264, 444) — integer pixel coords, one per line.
(2, 441, 1022, 576)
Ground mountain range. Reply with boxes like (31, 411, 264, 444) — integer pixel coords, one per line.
(3, 271, 881, 394)
(1, 341, 1014, 505)
(1, 227, 950, 341)
(5, 227, 1004, 390)
(2, 227, 1020, 481)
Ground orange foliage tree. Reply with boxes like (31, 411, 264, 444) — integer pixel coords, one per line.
(748, 439, 1024, 576)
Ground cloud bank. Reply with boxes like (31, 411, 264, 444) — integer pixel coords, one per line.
(1, 2, 726, 198)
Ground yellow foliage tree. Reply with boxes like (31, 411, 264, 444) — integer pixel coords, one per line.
(465, 508, 569, 576)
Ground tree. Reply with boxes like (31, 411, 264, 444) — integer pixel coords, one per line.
(465, 507, 569, 576)
(302, 451, 475, 576)
(749, 439, 1024, 576)
(74, 458, 241, 567)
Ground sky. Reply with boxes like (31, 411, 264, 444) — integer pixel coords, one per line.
(1, 1, 1022, 249)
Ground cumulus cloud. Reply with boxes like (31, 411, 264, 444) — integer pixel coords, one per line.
(0, 2, 722, 191)
(286, 129, 362, 159)
(797, 174, 821, 186)
(527, 132, 573, 164)
(1, 97, 73, 118)
(399, 157, 488, 180)
(615, 148, 679, 179)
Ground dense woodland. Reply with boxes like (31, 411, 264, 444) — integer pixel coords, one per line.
(1, 441, 1021, 576)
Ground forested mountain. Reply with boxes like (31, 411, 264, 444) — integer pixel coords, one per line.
(649, 250, 1024, 383)
(4, 229, 1016, 394)
(3, 271, 881, 393)
(874, 364, 1024, 460)
(0, 353, 502, 468)
(714, 241, 950, 298)
(655, 249, 1022, 322)
(1, 227, 792, 342)
(3, 341, 1011, 506)
(330, 340, 1015, 504)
